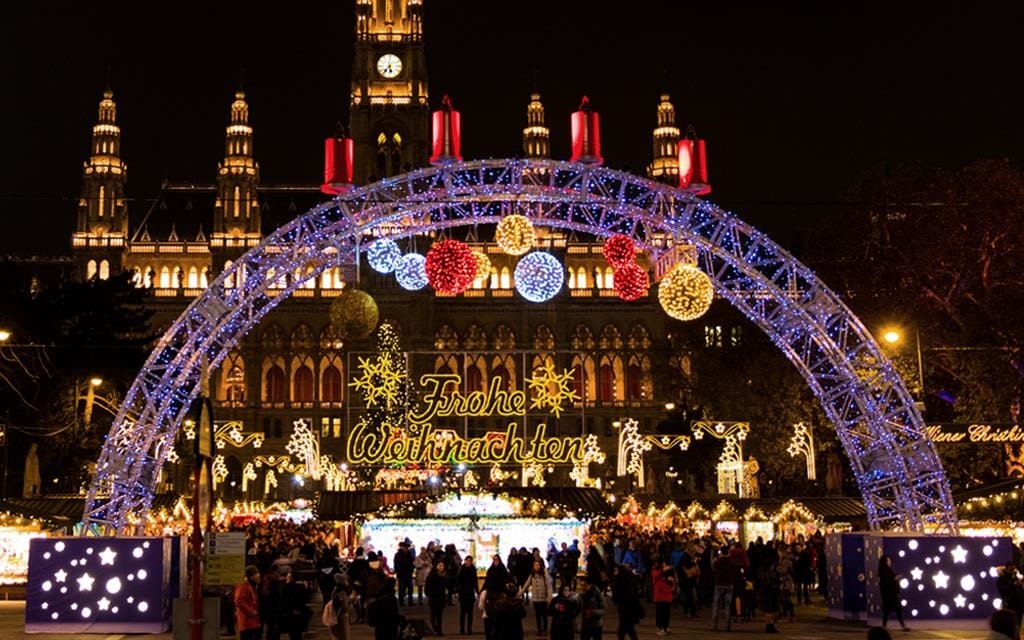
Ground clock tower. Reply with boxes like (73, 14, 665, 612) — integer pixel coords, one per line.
(350, 0, 430, 185)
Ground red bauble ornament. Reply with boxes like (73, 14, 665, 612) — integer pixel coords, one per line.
(603, 233, 636, 268)
(613, 263, 650, 301)
(425, 239, 477, 294)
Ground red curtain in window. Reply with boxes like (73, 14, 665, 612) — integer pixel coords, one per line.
(265, 366, 286, 403)
(598, 364, 615, 402)
(466, 365, 483, 393)
(294, 365, 314, 403)
(626, 364, 642, 400)
(492, 365, 511, 392)
(322, 366, 343, 403)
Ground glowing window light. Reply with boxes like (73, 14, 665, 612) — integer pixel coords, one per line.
(494, 214, 534, 255)
(367, 238, 402, 274)
(658, 263, 713, 321)
(514, 251, 563, 303)
(395, 253, 428, 291)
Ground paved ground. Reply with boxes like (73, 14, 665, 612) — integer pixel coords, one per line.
(0, 596, 1000, 640)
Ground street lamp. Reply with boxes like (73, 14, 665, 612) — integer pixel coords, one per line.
(881, 326, 925, 402)
(81, 377, 103, 429)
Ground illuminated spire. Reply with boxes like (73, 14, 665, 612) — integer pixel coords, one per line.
(522, 92, 550, 159)
(73, 86, 128, 270)
(646, 93, 680, 184)
(214, 90, 261, 239)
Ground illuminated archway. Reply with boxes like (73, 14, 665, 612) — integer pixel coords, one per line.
(84, 159, 955, 533)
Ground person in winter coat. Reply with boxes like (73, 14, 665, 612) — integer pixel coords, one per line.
(235, 565, 262, 640)
(577, 575, 606, 640)
(457, 556, 480, 635)
(518, 559, 554, 634)
(878, 555, 910, 632)
(367, 578, 405, 640)
(548, 583, 580, 640)
(489, 581, 527, 640)
(415, 546, 433, 604)
(327, 573, 355, 640)
(650, 561, 676, 635)
(484, 554, 511, 592)
(426, 560, 450, 635)
(611, 565, 640, 640)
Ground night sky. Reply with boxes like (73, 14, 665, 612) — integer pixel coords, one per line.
(1, 3, 1021, 255)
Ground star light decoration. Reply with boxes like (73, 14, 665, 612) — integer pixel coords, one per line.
(494, 214, 535, 255)
(658, 262, 714, 321)
(527, 362, 580, 417)
(286, 419, 321, 480)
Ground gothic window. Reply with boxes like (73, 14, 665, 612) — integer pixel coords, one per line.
(704, 325, 723, 348)
(571, 355, 595, 401)
(261, 325, 286, 350)
(86, 260, 97, 280)
(494, 325, 516, 350)
(160, 266, 172, 289)
(320, 324, 345, 351)
(594, 268, 603, 289)
(604, 266, 614, 289)
(435, 325, 459, 350)
(264, 362, 286, 404)
(626, 362, 643, 401)
(292, 360, 314, 404)
(187, 266, 199, 288)
(532, 325, 555, 351)
(291, 324, 316, 350)
(577, 267, 588, 289)
(220, 353, 246, 406)
(321, 360, 344, 405)
(465, 363, 483, 393)
(571, 325, 595, 351)
(434, 356, 459, 396)
(321, 267, 344, 289)
(598, 363, 616, 402)
(233, 186, 241, 219)
(492, 363, 512, 392)
(464, 324, 487, 350)
(376, 129, 404, 179)
(200, 267, 209, 288)
(224, 260, 235, 289)
(98, 185, 106, 218)
(599, 324, 623, 350)
(99, 260, 110, 280)
(490, 267, 499, 289)
(627, 324, 652, 350)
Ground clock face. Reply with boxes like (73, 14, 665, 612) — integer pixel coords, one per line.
(377, 54, 402, 79)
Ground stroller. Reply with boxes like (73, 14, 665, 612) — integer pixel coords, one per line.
(401, 617, 428, 640)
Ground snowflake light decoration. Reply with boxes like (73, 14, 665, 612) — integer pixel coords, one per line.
(527, 363, 579, 417)
(349, 352, 407, 410)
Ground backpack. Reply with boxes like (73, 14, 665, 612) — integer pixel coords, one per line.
(322, 600, 338, 627)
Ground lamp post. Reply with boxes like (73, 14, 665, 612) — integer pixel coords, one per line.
(81, 377, 104, 430)
(881, 327, 925, 409)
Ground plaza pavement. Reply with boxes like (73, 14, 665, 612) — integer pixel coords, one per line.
(0, 595, 1000, 640)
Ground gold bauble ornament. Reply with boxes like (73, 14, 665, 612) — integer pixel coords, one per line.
(329, 288, 379, 338)
(494, 214, 535, 256)
(472, 249, 492, 282)
(658, 263, 714, 321)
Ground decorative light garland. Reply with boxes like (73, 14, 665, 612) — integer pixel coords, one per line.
(658, 262, 714, 321)
(494, 214, 535, 255)
(425, 239, 477, 294)
(367, 237, 402, 274)
(602, 233, 636, 268)
(613, 262, 649, 301)
(513, 251, 563, 302)
(395, 253, 428, 290)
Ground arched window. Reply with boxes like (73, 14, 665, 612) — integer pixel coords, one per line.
(577, 267, 587, 289)
(492, 365, 511, 392)
(221, 353, 246, 406)
(99, 260, 110, 280)
(224, 260, 235, 289)
(160, 266, 172, 289)
(598, 364, 615, 402)
(86, 260, 97, 280)
(187, 266, 199, 288)
(293, 364, 314, 403)
(264, 365, 286, 403)
(465, 364, 483, 393)
(626, 363, 643, 401)
(200, 267, 209, 288)
(500, 266, 511, 289)
(322, 364, 343, 405)
(604, 266, 614, 289)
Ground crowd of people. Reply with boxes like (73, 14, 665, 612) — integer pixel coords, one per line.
(216, 516, 837, 639)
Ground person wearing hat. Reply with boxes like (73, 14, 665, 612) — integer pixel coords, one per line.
(235, 565, 262, 640)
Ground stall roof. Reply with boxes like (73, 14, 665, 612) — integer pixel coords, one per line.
(628, 494, 867, 521)
(0, 494, 181, 524)
(317, 487, 614, 520)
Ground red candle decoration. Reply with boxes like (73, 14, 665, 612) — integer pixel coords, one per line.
(613, 263, 650, 301)
(425, 239, 477, 294)
(603, 233, 636, 268)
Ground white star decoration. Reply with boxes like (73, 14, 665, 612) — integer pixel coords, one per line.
(954, 594, 967, 608)
(76, 573, 95, 592)
(950, 545, 968, 563)
(97, 597, 111, 611)
(932, 570, 950, 589)
(54, 569, 67, 583)
(98, 547, 117, 566)
(910, 567, 923, 581)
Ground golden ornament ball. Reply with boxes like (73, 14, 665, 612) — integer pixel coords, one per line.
(329, 288, 379, 338)
(494, 214, 535, 256)
(658, 263, 714, 321)
(472, 249, 492, 282)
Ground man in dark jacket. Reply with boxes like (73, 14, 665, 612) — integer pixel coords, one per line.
(578, 575, 606, 640)
(394, 541, 415, 606)
(367, 578, 404, 640)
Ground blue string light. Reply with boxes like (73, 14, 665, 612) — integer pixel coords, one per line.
(395, 253, 428, 291)
(367, 238, 402, 274)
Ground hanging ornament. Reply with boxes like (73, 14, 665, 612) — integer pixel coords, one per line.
(328, 288, 379, 339)
(658, 263, 714, 321)
(472, 249, 492, 283)
(425, 239, 477, 294)
(395, 253, 429, 291)
(602, 233, 636, 268)
(613, 263, 650, 301)
(494, 214, 535, 256)
(514, 251, 564, 303)
(367, 238, 402, 274)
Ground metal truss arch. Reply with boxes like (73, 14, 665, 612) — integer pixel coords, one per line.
(84, 158, 956, 534)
